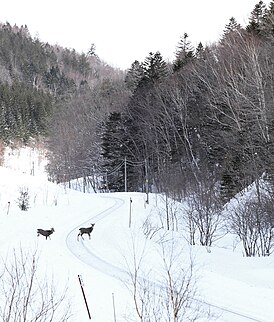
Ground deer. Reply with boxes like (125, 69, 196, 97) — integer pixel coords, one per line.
(37, 228, 55, 240)
(77, 223, 95, 241)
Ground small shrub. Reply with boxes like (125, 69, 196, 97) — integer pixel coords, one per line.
(17, 187, 30, 211)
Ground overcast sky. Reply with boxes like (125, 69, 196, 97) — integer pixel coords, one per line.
(0, 0, 270, 70)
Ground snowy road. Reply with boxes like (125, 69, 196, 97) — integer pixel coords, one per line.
(66, 195, 127, 280)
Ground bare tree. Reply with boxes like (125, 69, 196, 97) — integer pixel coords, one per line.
(0, 248, 71, 322)
(227, 191, 274, 256)
(184, 180, 224, 247)
(157, 193, 180, 231)
(158, 239, 206, 322)
(123, 234, 151, 321)
(142, 213, 163, 241)
(191, 30, 274, 198)
(123, 234, 212, 322)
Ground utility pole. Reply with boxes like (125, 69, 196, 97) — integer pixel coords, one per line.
(124, 156, 127, 192)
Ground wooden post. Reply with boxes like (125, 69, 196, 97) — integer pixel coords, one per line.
(129, 197, 132, 228)
(78, 275, 91, 320)
(6, 201, 10, 215)
(112, 293, 117, 322)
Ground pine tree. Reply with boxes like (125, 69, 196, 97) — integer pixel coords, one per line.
(173, 33, 194, 71)
(87, 43, 97, 57)
(142, 51, 168, 82)
(259, 1, 274, 38)
(195, 42, 204, 57)
(125, 60, 145, 92)
(223, 17, 242, 36)
(246, 1, 266, 35)
(101, 112, 131, 191)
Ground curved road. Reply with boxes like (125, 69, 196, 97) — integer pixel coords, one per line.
(66, 195, 128, 280)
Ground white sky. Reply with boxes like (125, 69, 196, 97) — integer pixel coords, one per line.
(0, 0, 271, 69)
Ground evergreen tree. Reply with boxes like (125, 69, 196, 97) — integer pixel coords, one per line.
(125, 60, 145, 92)
(259, 1, 274, 38)
(101, 112, 138, 192)
(142, 51, 168, 82)
(173, 33, 194, 71)
(223, 17, 242, 36)
(246, 1, 266, 35)
(195, 42, 204, 58)
(87, 43, 97, 57)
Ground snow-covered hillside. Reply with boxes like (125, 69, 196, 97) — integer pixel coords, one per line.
(0, 147, 274, 322)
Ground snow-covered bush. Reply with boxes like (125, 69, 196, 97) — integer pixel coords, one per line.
(17, 186, 30, 211)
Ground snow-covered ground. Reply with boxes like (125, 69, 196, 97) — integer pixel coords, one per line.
(0, 146, 274, 321)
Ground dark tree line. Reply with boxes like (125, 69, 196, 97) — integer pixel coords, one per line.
(0, 82, 52, 142)
(0, 22, 119, 144)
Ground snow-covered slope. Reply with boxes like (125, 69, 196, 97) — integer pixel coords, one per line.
(0, 147, 274, 321)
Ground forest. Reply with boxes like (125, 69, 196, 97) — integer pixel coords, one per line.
(45, 1, 274, 199)
(0, 2, 274, 256)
